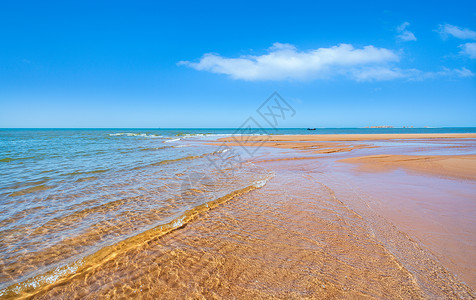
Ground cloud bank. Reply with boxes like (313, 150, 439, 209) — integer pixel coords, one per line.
(397, 22, 417, 42)
(179, 43, 399, 81)
(180, 43, 473, 81)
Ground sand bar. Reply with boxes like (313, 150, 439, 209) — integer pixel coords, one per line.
(340, 154, 476, 181)
(211, 133, 476, 180)
(217, 133, 476, 142)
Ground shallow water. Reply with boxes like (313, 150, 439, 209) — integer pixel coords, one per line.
(17, 156, 475, 299)
(0, 129, 272, 297)
(1, 129, 475, 298)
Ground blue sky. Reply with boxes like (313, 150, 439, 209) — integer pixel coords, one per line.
(0, 0, 475, 128)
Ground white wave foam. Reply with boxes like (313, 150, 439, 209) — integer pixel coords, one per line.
(253, 172, 275, 188)
(182, 133, 268, 138)
(108, 133, 163, 138)
(163, 138, 181, 143)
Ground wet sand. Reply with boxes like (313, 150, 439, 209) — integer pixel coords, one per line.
(28, 159, 476, 299)
(13, 134, 476, 298)
(213, 133, 476, 155)
(339, 154, 476, 181)
(212, 133, 476, 291)
(218, 133, 476, 142)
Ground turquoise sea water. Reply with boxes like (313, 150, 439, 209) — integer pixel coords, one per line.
(0, 129, 274, 295)
(0, 127, 475, 295)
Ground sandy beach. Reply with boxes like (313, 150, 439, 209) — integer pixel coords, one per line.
(214, 133, 476, 180)
(219, 133, 476, 142)
(211, 133, 476, 290)
(340, 154, 476, 181)
(13, 133, 474, 299)
(4, 0, 476, 297)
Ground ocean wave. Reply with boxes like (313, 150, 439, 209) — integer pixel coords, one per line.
(8, 184, 55, 197)
(0, 156, 36, 163)
(138, 146, 174, 151)
(75, 176, 99, 183)
(163, 138, 181, 143)
(108, 133, 164, 138)
(0, 173, 273, 298)
(180, 133, 268, 138)
(62, 169, 110, 177)
(131, 153, 209, 170)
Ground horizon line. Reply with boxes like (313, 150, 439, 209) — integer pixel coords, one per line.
(2, 127, 476, 130)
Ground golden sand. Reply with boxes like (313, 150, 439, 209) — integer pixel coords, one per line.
(30, 162, 475, 299)
(217, 133, 476, 142)
(340, 154, 476, 181)
(11, 134, 476, 298)
(212, 133, 476, 180)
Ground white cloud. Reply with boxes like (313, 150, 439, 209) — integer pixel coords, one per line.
(179, 43, 474, 81)
(437, 24, 476, 40)
(179, 43, 400, 81)
(454, 67, 474, 77)
(417, 67, 474, 79)
(351, 67, 473, 81)
(460, 42, 476, 59)
(398, 31, 417, 42)
(351, 67, 416, 81)
(396, 22, 417, 42)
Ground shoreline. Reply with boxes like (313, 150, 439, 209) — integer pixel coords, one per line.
(32, 135, 476, 298)
(216, 132, 476, 142)
(10, 133, 476, 298)
(339, 154, 476, 181)
(208, 133, 476, 180)
(208, 133, 476, 290)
